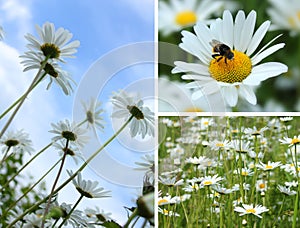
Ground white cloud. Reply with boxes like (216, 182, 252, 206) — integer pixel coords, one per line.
(0, 0, 33, 45)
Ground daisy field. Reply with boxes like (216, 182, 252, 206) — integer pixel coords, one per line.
(158, 116, 300, 227)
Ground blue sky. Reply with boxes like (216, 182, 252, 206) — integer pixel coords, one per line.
(0, 0, 154, 225)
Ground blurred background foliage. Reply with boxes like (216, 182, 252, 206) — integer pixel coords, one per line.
(158, 0, 300, 111)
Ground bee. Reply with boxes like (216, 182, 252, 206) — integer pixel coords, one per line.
(209, 39, 234, 64)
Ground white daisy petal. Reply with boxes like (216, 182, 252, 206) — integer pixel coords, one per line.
(221, 86, 238, 107)
(239, 10, 257, 52)
(246, 21, 271, 56)
(239, 84, 257, 105)
(222, 10, 234, 47)
(244, 62, 288, 85)
(251, 43, 285, 65)
(233, 10, 246, 50)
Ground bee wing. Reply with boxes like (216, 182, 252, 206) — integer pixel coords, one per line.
(209, 39, 222, 47)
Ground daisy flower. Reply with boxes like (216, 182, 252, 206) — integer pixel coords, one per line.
(158, 207, 180, 217)
(20, 52, 75, 95)
(158, 175, 184, 187)
(232, 140, 253, 153)
(244, 126, 268, 136)
(111, 90, 154, 139)
(277, 185, 297, 196)
(23, 213, 52, 228)
(172, 10, 288, 107)
(234, 204, 269, 218)
(280, 135, 300, 146)
(49, 119, 88, 148)
(81, 98, 105, 132)
(158, 0, 224, 36)
(134, 154, 154, 173)
(200, 174, 223, 187)
(84, 207, 112, 223)
(0, 129, 33, 155)
(68, 170, 111, 198)
(209, 139, 232, 151)
(233, 167, 254, 176)
(256, 180, 267, 192)
(52, 141, 84, 164)
(158, 194, 176, 206)
(23, 22, 79, 62)
(256, 161, 282, 171)
(280, 116, 293, 122)
(267, 0, 300, 35)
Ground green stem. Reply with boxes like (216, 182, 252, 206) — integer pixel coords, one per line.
(8, 116, 133, 228)
(123, 207, 139, 228)
(4, 157, 62, 214)
(0, 146, 11, 167)
(292, 144, 299, 228)
(41, 139, 69, 228)
(0, 59, 49, 139)
(272, 195, 285, 227)
(1, 143, 52, 191)
(57, 195, 84, 228)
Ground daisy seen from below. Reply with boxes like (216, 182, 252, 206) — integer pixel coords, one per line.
(158, 0, 224, 36)
(23, 22, 80, 63)
(0, 129, 33, 155)
(67, 170, 111, 198)
(277, 185, 297, 196)
(172, 10, 288, 107)
(81, 98, 105, 132)
(49, 119, 88, 148)
(111, 90, 154, 139)
(267, 0, 300, 35)
(234, 204, 269, 218)
(20, 52, 75, 95)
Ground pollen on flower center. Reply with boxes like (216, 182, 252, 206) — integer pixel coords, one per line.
(158, 199, 168, 205)
(127, 105, 144, 120)
(175, 10, 197, 26)
(266, 165, 273, 169)
(41, 43, 61, 59)
(246, 208, 256, 213)
(203, 181, 212, 185)
(291, 138, 300, 145)
(209, 50, 252, 83)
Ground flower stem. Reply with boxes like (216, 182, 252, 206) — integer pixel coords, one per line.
(0, 146, 11, 167)
(0, 59, 49, 139)
(4, 157, 62, 214)
(292, 144, 299, 228)
(41, 139, 69, 228)
(1, 143, 52, 191)
(57, 195, 84, 228)
(123, 207, 139, 228)
(7, 116, 133, 228)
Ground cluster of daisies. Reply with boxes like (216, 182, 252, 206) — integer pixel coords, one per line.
(158, 0, 300, 111)
(0, 20, 154, 227)
(158, 116, 300, 227)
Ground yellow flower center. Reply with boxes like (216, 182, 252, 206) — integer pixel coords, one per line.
(266, 165, 273, 169)
(216, 143, 224, 147)
(288, 11, 300, 27)
(175, 10, 197, 26)
(242, 171, 248, 176)
(158, 199, 168, 205)
(203, 180, 212, 185)
(209, 50, 252, 83)
(259, 183, 265, 189)
(291, 138, 300, 145)
(246, 208, 256, 214)
(184, 107, 203, 112)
